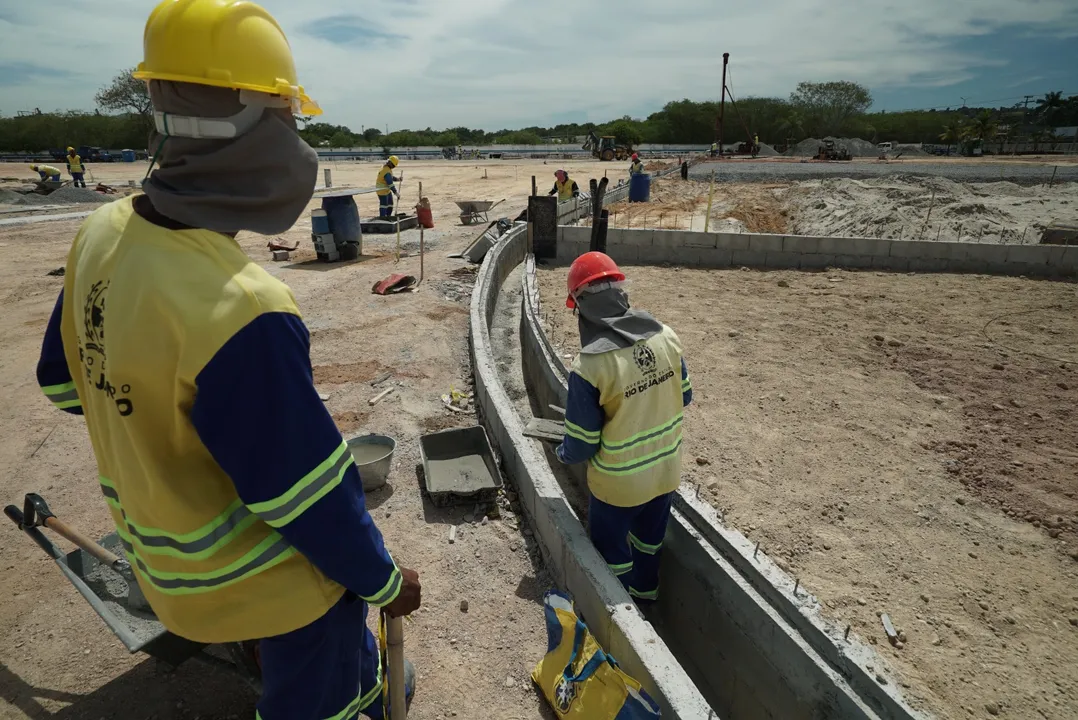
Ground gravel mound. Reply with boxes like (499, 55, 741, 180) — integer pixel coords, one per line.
(0, 189, 56, 206)
(786, 137, 878, 157)
(895, 143, 928, 157)
(756, 143, 780, 157)
(49, 187, 110, 204)
(787, 138, 822, 156)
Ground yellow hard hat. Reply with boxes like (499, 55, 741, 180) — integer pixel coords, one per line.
(388, 156, 399, 167)
(29, 164, 38, 170)
(133, 0, 321, 116)
(66, 146, 75, 152)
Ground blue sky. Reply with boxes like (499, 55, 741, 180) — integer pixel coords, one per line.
(1, 0, 1076, 130)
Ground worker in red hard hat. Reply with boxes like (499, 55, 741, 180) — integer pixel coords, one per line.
(557, 252, 692, 604)
(629, 153, 644, 176)
(548, 169, 580, 202)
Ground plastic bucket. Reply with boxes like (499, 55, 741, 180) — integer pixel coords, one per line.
(121, 149, 136, 163)
(628, 173, 651, 203)
(346, 434, 396, 491)
(311, 208, 330, 236)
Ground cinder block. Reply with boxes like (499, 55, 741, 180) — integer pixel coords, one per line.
(873, 256, 909, 271)
(1005, 245, 1050, 265)
(636, 245, 673, 265)
(782, 235, 819, 254)
(556, 241, 587, 265)
(799, 254, 835, 270)
(964, 243, 1009, 265)
(616, 229, 654, 247)
(731, 249, 767, 268)
(683, 232, 718, 248)
(832, 254, 874, 269)
(764, 251, 801, 269)
(748, 233, 784, 253)
(715, 233, 750, 251)
(889, 240, 937, 258)
(945, 258, 985, 274)
(606, 245, 639, 265)
(1062, 246, 1078, 269)
(935, 242, 970, 260)
(561, 226, 591, 244)
(687, 247, 733, 268)
(907, 257, 949, 273)
(846, 237, 893, 257)
(651, 231, 681, 249)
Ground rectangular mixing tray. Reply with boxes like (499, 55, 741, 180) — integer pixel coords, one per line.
(419, 426, 502, 507)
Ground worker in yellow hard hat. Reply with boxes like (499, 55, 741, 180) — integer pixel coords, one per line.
(30, 164, 62, 182)
(33, 2, 419, 719)
(65, 147, 86, 188)
(375, 155, 401, 218)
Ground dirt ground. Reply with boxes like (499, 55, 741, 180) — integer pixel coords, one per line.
(537, 265, 1078, 720)
(0, 158, 631, 720)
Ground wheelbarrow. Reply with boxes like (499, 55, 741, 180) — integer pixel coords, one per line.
(3, 493, 262, 692)
(455, 199, 505, 225)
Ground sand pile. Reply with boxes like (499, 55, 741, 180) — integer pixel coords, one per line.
(895, 143, 928, 157)
(756, 143, 780, 156)
(786, 138, 822, 156)
(786, 137, 877, 157)
(0, 189, 56, 206)
(787, 175, 1078, 243)
(49, 187, 109, 204)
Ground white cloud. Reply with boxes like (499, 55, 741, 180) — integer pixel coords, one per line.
(1, 0, 1076, 128)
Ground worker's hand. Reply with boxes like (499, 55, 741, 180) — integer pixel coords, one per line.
(384, 567, 421, 617)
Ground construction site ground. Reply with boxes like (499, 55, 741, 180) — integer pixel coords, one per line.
(537, 263, 1078, 720)
(0, 158, 626, 720)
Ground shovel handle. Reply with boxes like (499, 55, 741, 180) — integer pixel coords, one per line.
(386, 615, 407, 719)
(44, 516, 124, 568)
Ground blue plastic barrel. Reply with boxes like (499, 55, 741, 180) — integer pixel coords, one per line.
(628, 173, 651, 203)
(321, 197, 361, 244)
(121, 149, 136, 163)
(311, 209, 330, 236)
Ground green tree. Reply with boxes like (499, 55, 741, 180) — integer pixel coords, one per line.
(362, 127, 383, 143)
(789, 81, 872, 137)
(95, 68, 153, 121)
(600, 119, 644, 147)
(967, 110, 998, 143)
(434, 131, 461, 147)
(939, 119, 967, 147)
(328, 131, 355, 147)
(778, 110, 806, 140)
(1035, 91, 1064, 126)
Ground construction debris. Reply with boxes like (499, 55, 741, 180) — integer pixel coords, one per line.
(372, 274, 417, 295)
(369, 387, 396, 406)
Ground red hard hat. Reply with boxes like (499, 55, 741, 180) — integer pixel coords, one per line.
(632, 153, 639, 160)
(566, 252, 625, 308)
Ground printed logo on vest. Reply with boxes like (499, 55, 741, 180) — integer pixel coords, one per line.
(632, 343, 657, 374)
(554, 676, 577, 713)
(78, 280, 135, 417)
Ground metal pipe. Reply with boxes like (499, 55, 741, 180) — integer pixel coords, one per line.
(718, 53, 729, 152)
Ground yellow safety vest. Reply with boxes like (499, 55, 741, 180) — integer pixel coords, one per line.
(572, 325, 686, 508)
(68, 154, 84, 173)
(630, 161, 644, 175)
(375, 164, 395, 196)
(555, 178, 575, 202)
(59, 196, 344, 643)
(37, 165, 61, 177)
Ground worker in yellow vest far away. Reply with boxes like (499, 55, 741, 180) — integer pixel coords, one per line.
(66, 147, 86, 188)
(555, 252, 692, 605)
(710, 141, 718, 157)
(30, 164, 62, 182)
(35, 2, 419, 719)
(548, 169, 580, 202)
(629, 153, 644, 175)
(375, 155, 401, 218)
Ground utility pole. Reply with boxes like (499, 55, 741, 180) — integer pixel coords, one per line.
(717, 52, 729, 152)
(1022, 95, 1035, 110)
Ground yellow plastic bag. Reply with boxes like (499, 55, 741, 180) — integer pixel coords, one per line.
(532, 591, 661, 719)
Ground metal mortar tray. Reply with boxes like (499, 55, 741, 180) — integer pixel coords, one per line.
(419, 426, 502, 507)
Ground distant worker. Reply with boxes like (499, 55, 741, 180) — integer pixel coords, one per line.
(629, 153, 644, 175)
(556, 252, 692, 604)
(710, 141, 718, 157)
(457, 144, 463, 159)
(66, 146, 86, 188)
(548, 169, 580, 202)
(30, 164, 62, 182)
(35, 2, 419, 719)
(376, 155, 401, 218)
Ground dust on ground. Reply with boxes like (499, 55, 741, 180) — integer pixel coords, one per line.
(787, 176, 1078, 244)
(537, 264, 1078, 720)
(0, 158, 619, 720)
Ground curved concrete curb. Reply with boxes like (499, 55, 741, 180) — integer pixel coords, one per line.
(517, 259, 929, 720)
(469, 224, 714, 719)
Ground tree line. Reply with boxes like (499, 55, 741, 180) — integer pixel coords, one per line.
(2, 71, 1075, 154)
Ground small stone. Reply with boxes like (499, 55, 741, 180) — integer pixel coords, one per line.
(887, 339, 903, 347)
(460, 599, 469, 613)
(873, 334, 885, 342)
(876, 673, 887, 685)
(1059, 382, 1070, 390)
(955, 497, 967, 506)
(985, 702, 1000, 716)
(696, 456, 710, 466)
(1009, 398, 1023, 408)
(481, 516, 489, 526)
(448, 526, 457, 544)
(777, 280, 790, 288)
(931, 634, 942, 646)
(897, 630, 907, 643)
(1070, 551, 1078, 561)
(857, 597, 867, 606)
(505, 675, 516, 688)
(894, 641, 904, 650)
(979, 601, 990, 611)
(969, 552, 979, 559)
(921, 593, 930, 603)
(510, 542, 519, 552)
(1049, 529, 1061, 538)
(992, 363, 1005, 371)
(728, 330, 740, 338)
(992, 403, 1005, 412)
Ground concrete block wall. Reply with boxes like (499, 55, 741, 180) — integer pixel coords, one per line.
(555, 225, 1078, 277)
(556, 162, 687, 225)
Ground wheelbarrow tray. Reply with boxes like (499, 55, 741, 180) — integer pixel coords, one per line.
(419, 426, 503, 507)
(361, 213, 419, 234)
(454, 200, 498, 213)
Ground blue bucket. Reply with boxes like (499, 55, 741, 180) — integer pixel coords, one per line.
(628, 173, 651, 203)
(121, 149, 136, 163)
(311, 209, 330, 236)
(322, 196, 361, 244)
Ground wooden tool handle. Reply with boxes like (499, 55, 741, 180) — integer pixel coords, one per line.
(386, 615, 407, 719)
(44, 517, 122, 568)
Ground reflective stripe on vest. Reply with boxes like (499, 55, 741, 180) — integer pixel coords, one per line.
(590, 413, 683, 476)
(375, 164, 394, 195)
(41, 380, 81, 410)
(246, 441, 354, 528)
